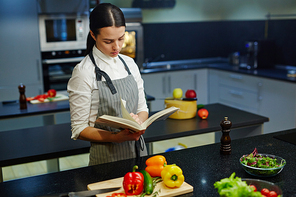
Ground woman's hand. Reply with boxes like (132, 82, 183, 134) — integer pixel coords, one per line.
(113, 128, 145, 143)
(130, 113, 143, 125)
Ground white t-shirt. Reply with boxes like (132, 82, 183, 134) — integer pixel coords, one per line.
(67, 46, 148, 140)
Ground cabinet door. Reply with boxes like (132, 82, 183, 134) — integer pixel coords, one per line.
(259, 78, 296, 133)
(142, 72, 168, 111)
(0, 0, 42, 101)
(208, 69, 262, 114)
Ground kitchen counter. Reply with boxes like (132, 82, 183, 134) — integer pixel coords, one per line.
(0, 103, 268, 182)
(141, 58, 296, 83)
(0, 128, 295, 197)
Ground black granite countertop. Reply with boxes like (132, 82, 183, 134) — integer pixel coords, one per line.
(141, 58, 296, 83)
(0, 128, 295, 197)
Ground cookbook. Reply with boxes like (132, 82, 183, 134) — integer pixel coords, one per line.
(95, 100, 179, 133)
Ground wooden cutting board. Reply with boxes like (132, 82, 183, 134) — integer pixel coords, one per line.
(30, 94, 69, 104)
(87, 177, 193, 197)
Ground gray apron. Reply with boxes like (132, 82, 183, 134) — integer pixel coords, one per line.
(88, 50, 147, 165)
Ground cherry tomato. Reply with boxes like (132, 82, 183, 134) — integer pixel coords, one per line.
(249, 184, 257, 192)
(38, 97, 45, 102)
(269, 191, 278, 197)
(106, 193, 127, 197)
(26, 97, 34, 101)
(261, 188, 270, 196)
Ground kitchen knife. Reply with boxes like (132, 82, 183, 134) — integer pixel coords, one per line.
(39, 187, 121, 197)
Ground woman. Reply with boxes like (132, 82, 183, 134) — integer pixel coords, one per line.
(67, 3, 148, 165)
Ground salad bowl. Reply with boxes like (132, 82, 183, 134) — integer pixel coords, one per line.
(240, 153, 286, 177)
(242, 178, 283, 196)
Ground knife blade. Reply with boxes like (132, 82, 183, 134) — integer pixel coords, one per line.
(68, 187, 121, 197)
(38, 187, 121, 197)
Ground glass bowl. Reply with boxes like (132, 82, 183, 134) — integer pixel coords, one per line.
(239, 153, 286, 177)
(242, 178, 283, 196)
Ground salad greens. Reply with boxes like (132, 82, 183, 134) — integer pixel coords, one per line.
(214, 172, 262, 197)
(240, 148, 285, 169)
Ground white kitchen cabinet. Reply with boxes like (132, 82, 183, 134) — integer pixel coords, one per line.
(142, 69, 208, 111)
(208, 69, 296, 133)
(0, 0, 43, 102)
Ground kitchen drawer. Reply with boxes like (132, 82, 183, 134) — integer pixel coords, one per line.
(219, 85, 259, 111)
(218, 71, 262, 92)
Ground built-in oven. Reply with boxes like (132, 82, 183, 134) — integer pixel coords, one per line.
(39, 7, 144, 92)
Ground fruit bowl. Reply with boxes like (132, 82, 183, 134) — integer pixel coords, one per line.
(242, 178, 283, 196)
(240, 153, 286, 177)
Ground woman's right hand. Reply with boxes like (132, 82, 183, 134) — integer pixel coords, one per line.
(113, 128, 145, 143)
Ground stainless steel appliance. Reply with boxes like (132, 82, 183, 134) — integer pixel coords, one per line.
(242, 40, 276, 69)
(38, 14, 89, 52)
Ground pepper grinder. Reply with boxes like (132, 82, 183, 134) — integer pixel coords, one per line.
(220, 116, 232, 155)
(18, 83, 27, 110)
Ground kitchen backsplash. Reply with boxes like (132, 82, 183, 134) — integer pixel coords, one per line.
(143, 19, 296, 66)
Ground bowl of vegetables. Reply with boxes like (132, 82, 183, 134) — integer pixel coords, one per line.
(214, 172, 283, 197)
(240, 148, 286, 177)
(242, 178, 283, 197)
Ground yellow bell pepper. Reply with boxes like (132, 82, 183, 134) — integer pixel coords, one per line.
(161, 164, 184, 188)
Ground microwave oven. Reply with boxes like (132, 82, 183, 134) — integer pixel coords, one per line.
(38, 14, 89, 51)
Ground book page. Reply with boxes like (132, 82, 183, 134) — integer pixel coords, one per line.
(121, 99, 138, 122)
(142, 107, 179, 128)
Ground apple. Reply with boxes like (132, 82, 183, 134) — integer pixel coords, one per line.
(198, 108, 209, 119)
(185, 89, 196, 98)
(172, 88, 183, 99)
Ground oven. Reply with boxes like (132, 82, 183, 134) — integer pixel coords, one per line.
(41, 49, 86, 91)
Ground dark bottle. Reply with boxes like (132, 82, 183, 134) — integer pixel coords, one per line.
(18, 83, 27, 110)
(220, 116, 232, 155)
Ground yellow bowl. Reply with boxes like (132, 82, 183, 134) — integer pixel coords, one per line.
(165, 98, 197, 119)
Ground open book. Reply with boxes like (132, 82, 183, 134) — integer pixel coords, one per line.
(95, 100, 179, 132)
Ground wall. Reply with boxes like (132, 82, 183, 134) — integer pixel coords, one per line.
(101, 0, 296, 22)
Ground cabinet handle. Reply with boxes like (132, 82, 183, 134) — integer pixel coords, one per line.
(229, 74, 242, 80)
(168, 75, 171, 94)
(36, 59, 40, 82)
(229, 90, 243, 96)
(162, 76, 166, 94)
(257, 82, 263, 101)
(194, 73, 197, 90)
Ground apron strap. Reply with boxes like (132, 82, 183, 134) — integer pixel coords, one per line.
(89, 50, 117, 95)
(118, 55, 132, 75)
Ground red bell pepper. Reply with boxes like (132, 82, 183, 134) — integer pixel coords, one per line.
(123, 165, 144, 195)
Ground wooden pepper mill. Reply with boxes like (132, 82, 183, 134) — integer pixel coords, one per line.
(18, 83, 27, 110)
(220, 116, 232, 155)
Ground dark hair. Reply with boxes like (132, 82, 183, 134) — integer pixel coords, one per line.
(86, 3, 126, 55)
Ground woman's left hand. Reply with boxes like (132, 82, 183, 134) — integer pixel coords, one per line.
(130, 113, 143, 125)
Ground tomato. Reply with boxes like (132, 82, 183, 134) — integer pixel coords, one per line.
(197, 108, 209, 119)
(269, 191, 278, 197)
(249, 184, 257, 192)
(261, 188, 270, 196)
(26, 97, 34, 101)
(106, 193, 127, 197)
(38, 97, 45, 102)
(47, 89, 57, 97)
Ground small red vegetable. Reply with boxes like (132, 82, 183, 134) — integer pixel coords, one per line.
(197, 108, 209, 119)
(269, 191, 278, 197)
(38, 97, 45, 102)
(106, 193, 127, 197)
(249, 184, 257, 192)
(123, 165, 144, 195)
(261, 188, 270, 196)
(47, 89, 57, 97)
